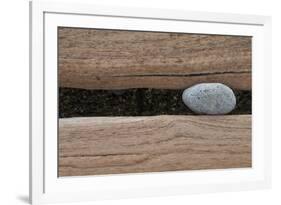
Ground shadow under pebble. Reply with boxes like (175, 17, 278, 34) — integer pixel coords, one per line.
(59, 88, 251, 118)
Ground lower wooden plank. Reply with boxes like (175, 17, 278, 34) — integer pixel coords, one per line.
(59, 115, 251, 176)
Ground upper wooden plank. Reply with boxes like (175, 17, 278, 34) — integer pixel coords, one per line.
(58, 27, 252, 90)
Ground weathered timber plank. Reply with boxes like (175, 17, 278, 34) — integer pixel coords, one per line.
(59, 115, 252, 176)
(58, 28, 252, 90)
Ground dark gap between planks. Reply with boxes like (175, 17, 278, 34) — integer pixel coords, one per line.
(59, 88, 251, 118)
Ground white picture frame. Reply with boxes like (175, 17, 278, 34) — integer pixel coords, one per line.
(29, 1, 272, 204)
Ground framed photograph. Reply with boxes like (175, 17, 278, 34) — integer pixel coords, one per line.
(29, 1, 271, 204)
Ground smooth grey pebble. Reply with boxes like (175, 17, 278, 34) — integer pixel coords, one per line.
(182, 83, 236, 115)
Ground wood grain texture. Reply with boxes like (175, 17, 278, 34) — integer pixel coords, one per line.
(59, 115, 251, 176)
(58, 28, 252, 90)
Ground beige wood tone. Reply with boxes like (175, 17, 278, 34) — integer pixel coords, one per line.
(58, 28, 252, 90)
(59, 115, 251, 176)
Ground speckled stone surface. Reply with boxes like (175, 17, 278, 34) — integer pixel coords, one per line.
(182, 83, 236, 115)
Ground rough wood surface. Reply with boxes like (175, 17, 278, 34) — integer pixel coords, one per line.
(58, 28, 252, 90)
(59, 115, 251, 176)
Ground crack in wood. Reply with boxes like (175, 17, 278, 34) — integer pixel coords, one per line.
(110, 71, 250, 78)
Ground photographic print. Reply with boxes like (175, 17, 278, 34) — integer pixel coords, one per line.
(58, 27, 252, 177)
(30, 3, 271, 203)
